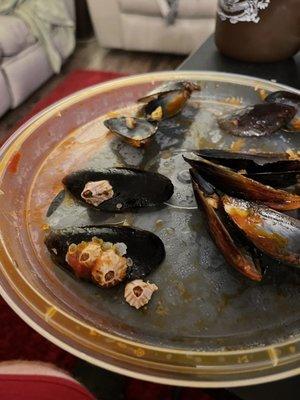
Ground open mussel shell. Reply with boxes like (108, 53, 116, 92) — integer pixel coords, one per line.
(45, 225, 165, 281)
(184, 153, 300, 211)
(190, 169, 262, 281)
(265, 90, 300, 132)
(222, 196, 300, 267)
(195, 149, 300, 173)
(138, 81, 200, 121)
(245, 171, 299, 189)
(218, 103, 296, 137)
(63, 167, 174, 212)
(103, 116, 157, 147)
(195, 149, 300, 188)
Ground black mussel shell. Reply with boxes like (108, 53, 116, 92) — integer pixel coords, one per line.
(138, 81, 200, 121)
(195, 149, 300, 173)
(190, 169, 262, 281)
(265, 90, 300, 132)
(103, 117, 157, 147)
(218, 103, 296, 137)
(246, 171, 299, 189)
(194, 149, 300, 188)
(63, 167, 174, 212)
(265, 91, 300, 108)
(45, 225, 165, 280)
(184, 153, 300, 211)
(222, 196, 300, 267)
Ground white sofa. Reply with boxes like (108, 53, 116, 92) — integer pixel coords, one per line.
(87, 0, 217, 55)
(0, 0, 75, 118)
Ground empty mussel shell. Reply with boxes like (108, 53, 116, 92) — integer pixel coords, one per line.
(222, 196, 300, 267)
(218, 103, 296, 137)
(265, 90, 300, 132)
(138, 81, 200, 121)
(190, 169, 262, 281)
(63, 167, 174, 212)
(195, 149, 300, 188)
(184, 153, 300, 211)
(195, 149, 300, 173)
(45, 225, 165, 282)
(103, 116, 158, 147)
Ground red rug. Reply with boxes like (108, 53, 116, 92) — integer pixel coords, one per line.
(0, 69, 216, 400)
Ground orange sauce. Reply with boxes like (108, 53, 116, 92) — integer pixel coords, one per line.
(8, 151, 21, 173)
(228, 207, 288, 255)
(230, 138, 245, 151)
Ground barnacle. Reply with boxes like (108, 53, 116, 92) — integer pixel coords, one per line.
(124, 279, 158, 309)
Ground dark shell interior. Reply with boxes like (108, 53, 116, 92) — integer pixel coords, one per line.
(103, 117, 157, 147)
(223, 196, 300, 267)
(218, 103, 296, 137)
(45, 225, 166, 281)
(62, 167, 174, 212)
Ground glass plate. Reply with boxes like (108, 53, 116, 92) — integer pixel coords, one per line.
(0, 71, 299, 387)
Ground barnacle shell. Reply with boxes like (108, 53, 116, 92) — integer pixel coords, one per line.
(66, 241, 102, 279)
(91, 248, 128, 288)
(66, 237, 128, 286)
(124, 279, 158, 309)
(81, 180, 114, 207)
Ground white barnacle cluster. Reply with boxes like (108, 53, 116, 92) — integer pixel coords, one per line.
(66, 237, 128, 288)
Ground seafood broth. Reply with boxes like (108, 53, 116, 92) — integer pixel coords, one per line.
(27, 80, 300, 351)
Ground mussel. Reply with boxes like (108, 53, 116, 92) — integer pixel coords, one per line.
(190, 169, 262, 281)
(195, 149, 300, 188)
(184, 153, 300, 210)
(265, 90, 300, 132)
(45, 225, 165, 286)
(222, 196, 300, 267)
(138, 81, 200, 121)
(103, 116, 157, 147)
(62, 167, 174, 212)
(218, 103, 296, 137)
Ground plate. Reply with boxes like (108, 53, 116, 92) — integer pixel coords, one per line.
(0, 71, 299, 387)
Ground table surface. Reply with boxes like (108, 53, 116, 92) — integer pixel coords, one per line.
(179, 34, 300, 400)
(180, 35, 300, 90)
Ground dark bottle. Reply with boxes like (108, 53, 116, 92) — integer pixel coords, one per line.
(215, 0, 300, 62)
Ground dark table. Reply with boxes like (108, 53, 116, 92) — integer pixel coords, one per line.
(180, 35, 300, 89)
(179, 34, 300, 400)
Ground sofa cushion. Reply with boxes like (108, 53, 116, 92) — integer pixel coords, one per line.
(0, 71, 11, 117)
(0, 15, 36, 58)
(119, 0, 217, 19)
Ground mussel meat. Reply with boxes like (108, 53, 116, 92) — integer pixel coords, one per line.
(218, 103, 296, 137)
(222, 196, 300, 267)
(138, 81, 200, 121)
(45, 225, 165, 286)
(195, 149, 300, 188)
(184, 153, 300, 210)
(265, 90, 300, 132)
(103, 116, 157, 147)
(62, 167, 174, 211)
(190, 169, 262, 281)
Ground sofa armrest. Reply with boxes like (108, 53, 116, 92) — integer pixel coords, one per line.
(87, 0, 122, 48)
